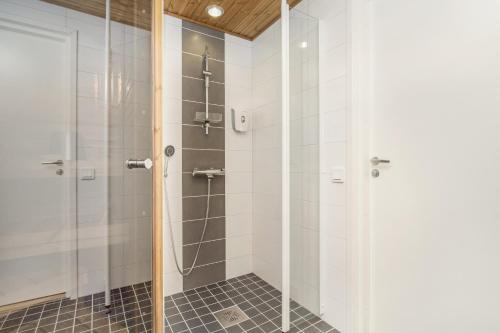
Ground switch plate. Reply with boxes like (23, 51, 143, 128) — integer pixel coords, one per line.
(81, 168, 95, 180)
(331, 167, 345, 183)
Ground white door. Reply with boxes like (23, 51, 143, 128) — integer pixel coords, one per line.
(369, 0, 500, 332)
(0, 19, 76, 306)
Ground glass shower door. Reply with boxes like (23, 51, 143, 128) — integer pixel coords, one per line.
(283, 2, 321, 332)
(0, 0, 161, 331)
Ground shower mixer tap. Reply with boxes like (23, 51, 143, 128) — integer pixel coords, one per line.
(192, 168, 225, 179)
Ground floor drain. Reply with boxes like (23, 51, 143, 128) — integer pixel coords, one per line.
(213, 305, 249, 328)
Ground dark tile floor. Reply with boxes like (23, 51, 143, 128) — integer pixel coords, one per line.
(0, 274, 339, 333)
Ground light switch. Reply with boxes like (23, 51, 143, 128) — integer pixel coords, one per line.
(81, 168, 95, 181)
(331, 167, 345, 183)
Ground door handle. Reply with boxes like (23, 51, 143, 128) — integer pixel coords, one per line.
(371, 157, 390, 165)
(41, 160, 64, 166)
(126, 158, 153, 170)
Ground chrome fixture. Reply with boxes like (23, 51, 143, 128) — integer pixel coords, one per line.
(193, 47, 223, 135)
(206, 4, 224, 18)
(41, 159, 64, 166)
(202, 48, 212, 135)
(371, 169, 380, 178)
(192, 168, 225, 179)
(165, 145, 175, 157)
(126, 158, 153, 169)
(194, 111, 222, 125)
(371, 156, 391, 165)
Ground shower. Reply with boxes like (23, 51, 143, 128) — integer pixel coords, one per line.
(194, 47, 223, 134)
(164, 145, 224, 276)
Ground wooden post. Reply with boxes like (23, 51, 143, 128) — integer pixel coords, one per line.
(152, 0, 164, 332)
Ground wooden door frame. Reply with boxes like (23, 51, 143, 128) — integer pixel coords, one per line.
(151, 0, 164, 332)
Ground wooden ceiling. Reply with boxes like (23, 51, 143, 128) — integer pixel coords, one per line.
(41, 0, 302, 40)
(42, 0, 152, 30)
(166, 0, 302, 40)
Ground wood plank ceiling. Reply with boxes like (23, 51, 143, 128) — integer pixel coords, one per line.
(166, 0, 303, 40)
(43, 0, 152, 29)
(41, 0, 301, 40)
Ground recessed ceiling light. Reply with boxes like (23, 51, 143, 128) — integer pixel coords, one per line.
(206, 4, 224, 18)
(300, 41, 308, 48)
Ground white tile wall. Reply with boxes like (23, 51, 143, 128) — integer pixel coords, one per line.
(1, 0, 153, 297)
(289, 8, 321, 314)
(163, 15, 183, 296)
(225, 34, 253, 279)
(295, 0, 349, 331)
(250, 20, 282, 290)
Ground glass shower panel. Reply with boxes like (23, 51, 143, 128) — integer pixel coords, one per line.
(0, 1, 155, 331)
(289, 6, 320, 318)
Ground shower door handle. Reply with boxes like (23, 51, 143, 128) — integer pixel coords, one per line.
(41, 159, 64, 166)
(126, 158, 153, 170)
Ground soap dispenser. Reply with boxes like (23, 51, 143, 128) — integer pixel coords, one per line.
(231, 108, 249, 133)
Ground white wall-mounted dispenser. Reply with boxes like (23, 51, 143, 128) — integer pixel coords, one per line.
(231, 108, 249, 133)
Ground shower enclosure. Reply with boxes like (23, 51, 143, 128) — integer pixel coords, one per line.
(162, 1, 324, 332)
(1, 0, 334, 332)
(0, 0, 163, 331)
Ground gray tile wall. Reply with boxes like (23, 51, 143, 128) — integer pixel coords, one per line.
(182, 21, 226, 290)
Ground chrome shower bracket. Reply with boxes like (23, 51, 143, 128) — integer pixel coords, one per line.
(202, 48, 213, 135)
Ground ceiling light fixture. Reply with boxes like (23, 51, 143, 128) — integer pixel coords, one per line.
(206, 4, 224, 18)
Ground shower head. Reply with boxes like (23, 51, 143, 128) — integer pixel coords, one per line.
(165, 145, 175, 157)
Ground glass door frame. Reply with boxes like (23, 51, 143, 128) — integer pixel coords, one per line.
(281, 0, 291, 331)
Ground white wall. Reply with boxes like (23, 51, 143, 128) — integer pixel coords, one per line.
(251, 20, 283, 290)
(0, 0, 153, 297)
(225, 35, 254, 279)
(163, 14, 183, 296)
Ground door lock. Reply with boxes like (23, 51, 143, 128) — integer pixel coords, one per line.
(56, 169, 64, 176)
(371, 169, 380, 178)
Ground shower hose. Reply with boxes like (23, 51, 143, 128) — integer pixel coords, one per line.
(164, 156, 211, 276)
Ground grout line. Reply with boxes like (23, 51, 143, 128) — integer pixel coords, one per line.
(117, 287, 129, 332)
(70, 301, 77, 333)
(181, 148, 225, 151)
(182, 215, 225, 223)
(183, 237, 225, 247)
(182, 51, 225, 63)
(182, 75, 225, 85)
(90, 295, 94, 332)
(15, 307, 27, 333)
(182, 99, 225, 107)
(33, 303, 46, 332)
(0, 310, 7, 329)
(184, 260, 226, 273)
(182, 123, 225, 129)
(182, 194, 225, 199)
(131, 284, 148, 332)
(169, 291, 193, 333)
(182, 26, 225, 42)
